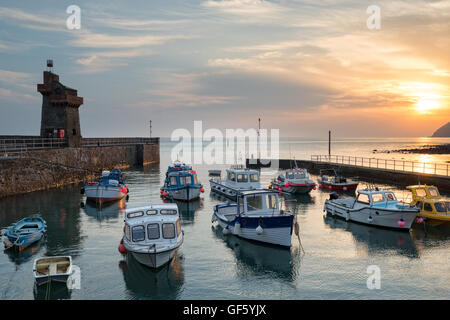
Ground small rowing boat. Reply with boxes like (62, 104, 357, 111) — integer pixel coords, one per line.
(3, 216, 46, 251)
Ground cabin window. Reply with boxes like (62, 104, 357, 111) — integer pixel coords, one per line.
(423, 203, 433, 212)
(371, 193, 384, 203)
(237, 174, 248, 182)
(146, 209, 157, 215)
(147, 223, 160, 240)
(180, 176, 186, 185)
(247, 195, 263, 211)
(385, 192, 396, 201)
(416, 201, 423, 209)
(125, 224, 131, 241)
(185, 176, 192, 185)
(287, 173, 294, 179)
(434, 202, 447, 213)
(127, 211, 144, 219)
(266, 194, 277, 209)
(132, 226, 145, 242)
(160, 209, 177, 215)
(170, 177, 178, 186)
(446, 202, 450, 211)
(295, 172, 306, 179)
(250, 174, 259, 182)
(357, 194, 370, 204)
(162, 223, 176, 239)
(415, 188, 427, 197)
(429, 188, 439, 197)
(176, 219, 181, 237)
(228, 172, 236, 182)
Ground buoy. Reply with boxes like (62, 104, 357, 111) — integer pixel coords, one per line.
(313, 186, 316, 190)
(160, 190, 163, 194)
(200, 187, 204, 193)
(222, 226, 231, 235)
(118, 243, 127, 254)
(328, 186, 332, 190)
(255, 225, 263, 235)
(163, 191, 168, 197)
(397, 218, 406, 228)
(234, 221, 241, 234)
(416, 217, 424, 224)
(121, 187, 128, 194)
(284, 183, 290, 188)
(343, 187, 347, 191)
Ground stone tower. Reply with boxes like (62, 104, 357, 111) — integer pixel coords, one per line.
(37, 64, 83, 147)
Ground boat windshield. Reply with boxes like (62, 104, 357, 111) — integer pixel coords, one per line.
(429, 188, 439, 197)
(385, 192, 396, 201)
(357, 193, 370, 204)
(170, 176, 177, 186)
(237, 174, 248, 182)
(250, 173, 259, 182)
(371, 193, 384, 203)
(434, 202, 447, 213)
(228, 171, 236, 182)
(266, 194, 277, 209)
(415, 188, 427, 197)
(246, 194, 263, 212)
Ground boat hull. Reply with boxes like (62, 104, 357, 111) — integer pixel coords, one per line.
(210, 180, 254, 200)
(4, 217, 46, 251)
(214, 212, 294, 248)
(271, 181, 315, 194)
(319, 181, 358, 191)
(166, 187, 200, 201)
(130, 249, 177, 268)
(85, 185, 126, 202)
(324, 200, 418, 230)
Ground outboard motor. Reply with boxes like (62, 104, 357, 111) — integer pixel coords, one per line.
(329, 192, 339, 200)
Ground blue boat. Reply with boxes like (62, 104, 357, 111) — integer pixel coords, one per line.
(82, 168, 129, 203)
(212, 189, 295, 248)
(3, 217, 47, 251)
(161, 161, 204, 201)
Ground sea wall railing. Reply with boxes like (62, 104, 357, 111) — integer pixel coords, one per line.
(0, 137, 67, 154)
(81, 137, 159, 147)
(311, 155, 449, 177)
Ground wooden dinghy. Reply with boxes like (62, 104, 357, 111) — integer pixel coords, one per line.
(33, 256, 73, 285)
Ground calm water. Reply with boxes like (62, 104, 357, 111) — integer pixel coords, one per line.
(0, 138, 449, 300)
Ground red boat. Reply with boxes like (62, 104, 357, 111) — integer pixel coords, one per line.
(317, 169, 358, 191)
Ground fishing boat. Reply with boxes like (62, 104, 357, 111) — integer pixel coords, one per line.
(318, 169, 358, 191)
(212, 189, 294, 247)
(270, 168, 316, 194)
(120, 204, 184, 268)
(210, 165, 261, 200)
(3, 216, 47, 251)
(161, 161, 203, 201)
(33, 256, 73, 286)
(323, 187, 419, 230)
(82, 168, 129, 203)
(406, 185, 450, 225)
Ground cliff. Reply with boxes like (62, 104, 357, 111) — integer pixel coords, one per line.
(432, 122, 450, 137)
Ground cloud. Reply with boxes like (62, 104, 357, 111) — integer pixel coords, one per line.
(0, 7, 65, 32)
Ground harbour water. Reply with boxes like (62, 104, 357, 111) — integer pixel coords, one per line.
(0, 138, 449, 300)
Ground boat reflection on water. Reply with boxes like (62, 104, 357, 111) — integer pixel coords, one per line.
(323, 214, 419, 258)
(169, 199, 203, 225)
(4, 239, 44, 266)
(82, 198, 126, 222)
(33, 282, 71, 300)
(118, 251, 185, 300)
(281, 193, 315, 215)
(211, 225, 301, 282)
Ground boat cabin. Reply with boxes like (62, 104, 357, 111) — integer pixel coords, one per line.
(236, 190, 280, 216)
(225, 168, 260, 188)
(355, 189, 399, 207)
(124, 204, 182, 244)
(166, 170, 199, 188)
(406, 185, 441, 201)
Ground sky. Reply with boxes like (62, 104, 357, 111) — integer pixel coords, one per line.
(0, 0, 449, 138)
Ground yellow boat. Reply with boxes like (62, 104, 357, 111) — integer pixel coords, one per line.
(406, 185, 450, 224)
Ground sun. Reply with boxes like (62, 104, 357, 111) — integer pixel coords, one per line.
(415, 96, 440, 114)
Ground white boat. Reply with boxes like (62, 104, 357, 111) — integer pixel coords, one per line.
(122, 204, 184, 268)
(323, 188, 419, 230)
(212, 189, 294, 247)
(209, 165, 260, 200)
(83, 168, 128, 203)
(271, 168, 316, 194)
(33, 256, 73, 286)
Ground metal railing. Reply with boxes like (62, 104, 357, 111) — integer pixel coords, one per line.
(82, 137, 159, 147)
(311, 155, 449, 177)
(1, 137, 67, 154)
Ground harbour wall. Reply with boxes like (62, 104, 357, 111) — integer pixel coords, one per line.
(246, 159, 450, 194)
(0, 141, 159, 198)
